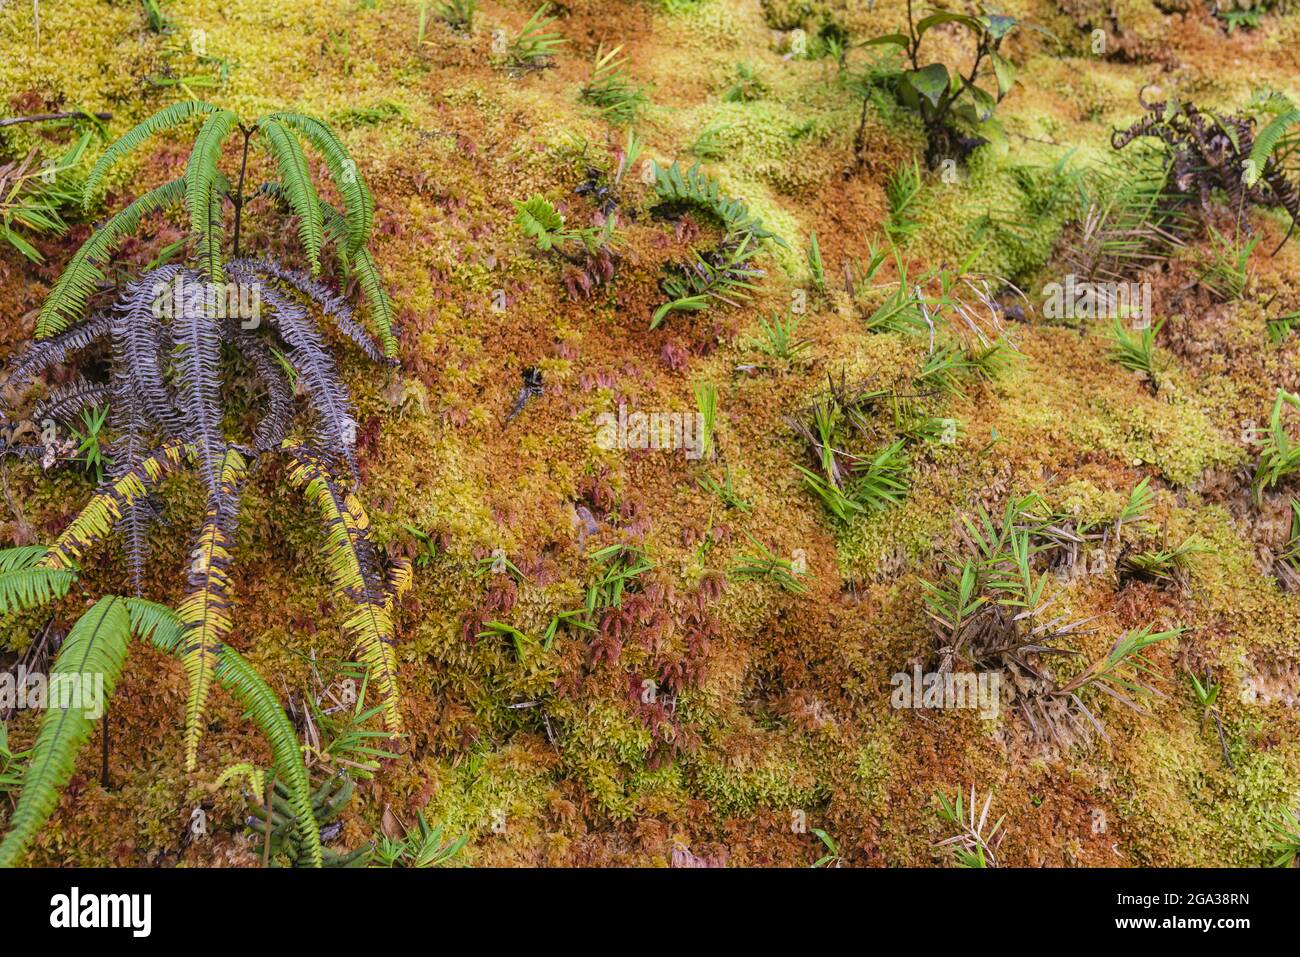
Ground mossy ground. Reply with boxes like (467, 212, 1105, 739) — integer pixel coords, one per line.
(1, 0, 1299, 867)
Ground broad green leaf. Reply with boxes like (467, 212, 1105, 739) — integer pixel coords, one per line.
(981, 14, 1018, 39)
(905, 64, 950, 108)
(976, 117, 1009, 157)
(968, 85, 998, 122)
(990, 52, 1016, 98)
(862, 33, 909, 47)
(915, 12, 983, 37)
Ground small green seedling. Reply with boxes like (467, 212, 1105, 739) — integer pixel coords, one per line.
(811, 828, 843, 868)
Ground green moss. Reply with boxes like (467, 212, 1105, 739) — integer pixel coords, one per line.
(422, 742, 556, 845)
(910, 145, 1080, 284)
(1114, 716, 1300, 866)
(684, 729, 826, 817)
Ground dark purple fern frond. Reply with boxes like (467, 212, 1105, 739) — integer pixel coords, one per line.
(233, 257, 390, 365)
(33, 377, 112, 425)
(172, 270, 226, 491)
(233, 331, 295, 451)
(252, 277, 359, 480)
(116, 267, 186, 438)
(108, 300, 163, 592)
(106, 405, 156, 594)
(3, 313, 112, 402)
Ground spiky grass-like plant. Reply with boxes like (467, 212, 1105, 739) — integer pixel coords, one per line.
(0, 132, 91, 263)
(1253, 389, 1300, 503)
(885, 158, 922, 243)
(507, 4, 566, 71)
(686, 124, 727, 161)
(694, 380, 718, 461)
(581, 44, 650, 125)
(788, 374, 909, 523)
(0, 105, 407, 866)
(697, 465, 752, 512)
(1281, 499, 1300, 570)
(722, 61, 768, 103)
(751, 310, 810, 363)
(1267, 808, 1300, 867)
(934, 787, 1005, 868)
(921, 496, 1184, 746)
(1198, 227, 1258, 302)
(430, 0, 477, 34)
(806, 228, 825, 292)
(1118, 537, 1208, 588)
(1108, 316, 1165, 391)
(1118, 476, 1155, 530)
(374, 810, 468, 868)
(1061, 145, 1189, 285)
(730, 532, 807, 594)
(916, 342, 1011, 398)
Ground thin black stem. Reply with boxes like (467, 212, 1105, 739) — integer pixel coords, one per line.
(853, 94, 872, 169)
(231, 125, 254, 259)
(1213, 712, 1233, 768)
(100, 711, 109, 789)
(906, 0, 920, 69)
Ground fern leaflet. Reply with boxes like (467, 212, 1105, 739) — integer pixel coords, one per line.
(82, 100, 217, 206)
(0, 598, 132, 867)
(257, 118, 325, 274)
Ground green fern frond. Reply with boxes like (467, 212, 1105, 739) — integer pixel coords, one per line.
(269, 113, 374, 258)
(315, 197, 392, 356)
(318, 200, 396, 357)
(211, 644, 321, 866)
(0, 545, 52, 572)
(36, 178, 187, 337)
(124, 596, 322, 867)
(652, 160, 786, 246)
(514, 193, 565, 250)
(351, 248, 397, 358)
(0, 567, 76, 616)
(185, 110, 239, 283)
(387, 556, 413, 603)
(124, 596, 185, 651)
(82, 100, 217, 207)
(1247, 109, 1300, 186)
(314, 201, 398, 358)
(0, 597, 132, 867)
(214, 762, 266, 795)
(257, 118, 324, 274)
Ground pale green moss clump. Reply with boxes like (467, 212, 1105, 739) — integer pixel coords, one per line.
(683, 730, 826, 816)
